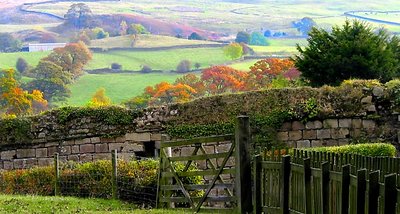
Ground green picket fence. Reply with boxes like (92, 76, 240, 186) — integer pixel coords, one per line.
(254, 149, 400, 214)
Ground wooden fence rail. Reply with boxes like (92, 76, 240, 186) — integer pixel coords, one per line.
(255, 150, 400, 214)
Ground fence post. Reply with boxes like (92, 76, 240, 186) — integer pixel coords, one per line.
(280, 156, 291, 214)
(303, 158, 312, 214)
(341, 165, 350, 214)
(111, 149, 118, 200)
(54, 153, 60, 196)
(368, 171, 380, 214)
(253, 155, 262, 214)
(384, 174, 397, 214)
(235, 115, 252, 214)
(321, 162, 330, 214)
(356, 169, 367, 214)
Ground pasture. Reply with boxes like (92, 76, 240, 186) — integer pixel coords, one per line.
(0, 51, 49, 70)
(86, 47, 229, 71)
(61, 72, 186, 106)
(24, 0, 400, 34)
(90, 34, 220, 49)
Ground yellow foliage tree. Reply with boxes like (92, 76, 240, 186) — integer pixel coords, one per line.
(87, 88, 111, 107)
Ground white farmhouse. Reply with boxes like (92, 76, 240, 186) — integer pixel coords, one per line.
(28, 43, 67, 52)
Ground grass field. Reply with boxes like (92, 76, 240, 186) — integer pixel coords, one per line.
(228, 59, 258, 71)
(61, 72, 186, 106)
(90, 35, 220, 49)
(87, 47, 229, 71)
(0, 194, 190, 213)
(0, 51, 49, 70)
(25, 0, 400, 34)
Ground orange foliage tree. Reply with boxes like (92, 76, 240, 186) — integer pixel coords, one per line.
(144, 81, 197, 105)
(0, 69, 47, 116)
(201, 66, 248, 95)
(43, 42, 92, 78)
(247, 58, 296, 89)
(174, 73, 206, 97)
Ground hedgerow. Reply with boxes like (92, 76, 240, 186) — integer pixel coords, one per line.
(301, 143, 396, 157)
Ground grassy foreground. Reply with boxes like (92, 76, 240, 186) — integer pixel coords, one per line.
(0, 194, 189, 214)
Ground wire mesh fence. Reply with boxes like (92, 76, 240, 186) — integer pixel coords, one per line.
(0, 151, 159, 207)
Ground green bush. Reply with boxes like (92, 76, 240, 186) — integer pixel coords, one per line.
(301, 143, 396, 157)
(0, 159, 203, 207)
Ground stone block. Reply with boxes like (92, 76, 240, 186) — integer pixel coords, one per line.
(288, 131, 302, 141)
(16, 149, 36, 158)
(280, 122, 292, 131)
(38, 158, 53, 166)
(367, 105, 376, 112)
(121, 142, 144, 152)
(302, 130, 317, 140)
(63, 140, 75, 146)
(71, 145, 80, 154)
(331, 128, 350, 139)
(75, 138, 91, 145)
(361, 96, 372, 104)
(292, 121, 305, 130)
(180, 146, 194, 156)
(93, 153, 111, 161)
(68, 155, 79, 162)
(324, 140, 338, 146)
(25, 158, 37, 168)
(297, 140, 311, 148)
(311, 140, 323, 147)
(14, 159, 25, 169)
(114, 136, 125, 143)
(3, 161, 13, 170)
(151, 133, 162, 141)
(362, 120, 376, 129)
(80, 144, 94, 153)
(351, 119, 362, 128)
(60, 146, 71, 155)
(1, 150, 16, 160)
(108, 143, 124, 152)
(80, 154, 93, 162)
(90, 137, 101, 143)
(338, 119, 352, 128)
(277, 132, 289, 141)
(338, 139, 349, 146)
(286, 141, 297, 148)
(372, 87, 384, 97)
(95, 144, 109, 153)
(350, 129, 362, 138)
(36, 148, 48, 158)
(118, 152, 134, 161)
(100, 137, 115, 143)
(45, 142, 58, 147)
(317, 129, 331, 139)
(125, 132, 151, 142)
(323, 119, 338, 128)
(48, 147, 59, 156)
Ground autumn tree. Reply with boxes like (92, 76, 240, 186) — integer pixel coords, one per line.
(176, 60, 192, 73)
(87, 88, 111, 107)
(119, 20, 128, 36)
(16, 58, 29, 73)
(201, 66, 247, 95)
(64, 3, 93, 29)
(24, 60, 72, 102)
(235, 31, 250, 44)
(0, 69, 47, 116)
(127, 24, 148, 35)
(247, 58, 296, 89)
(223, 43, 243, 60)
(43, 42, 92, 78)
(188, 32, 203, 40)
(144, 82, 197, 104)
(175, 73, 206, 97)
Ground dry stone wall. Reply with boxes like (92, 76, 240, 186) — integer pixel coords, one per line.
(0, 84, 399, 169)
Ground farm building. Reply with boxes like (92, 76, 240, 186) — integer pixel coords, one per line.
(28, 43, 67, 52)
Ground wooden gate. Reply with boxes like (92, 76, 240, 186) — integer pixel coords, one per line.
(157, 116, 253, 213)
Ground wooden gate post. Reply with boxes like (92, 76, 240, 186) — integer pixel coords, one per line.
(54, 153, 60, 196)
(280, 156, 291, 214)
(235, 115, 252, 214)
(111, 149, 118, 199)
